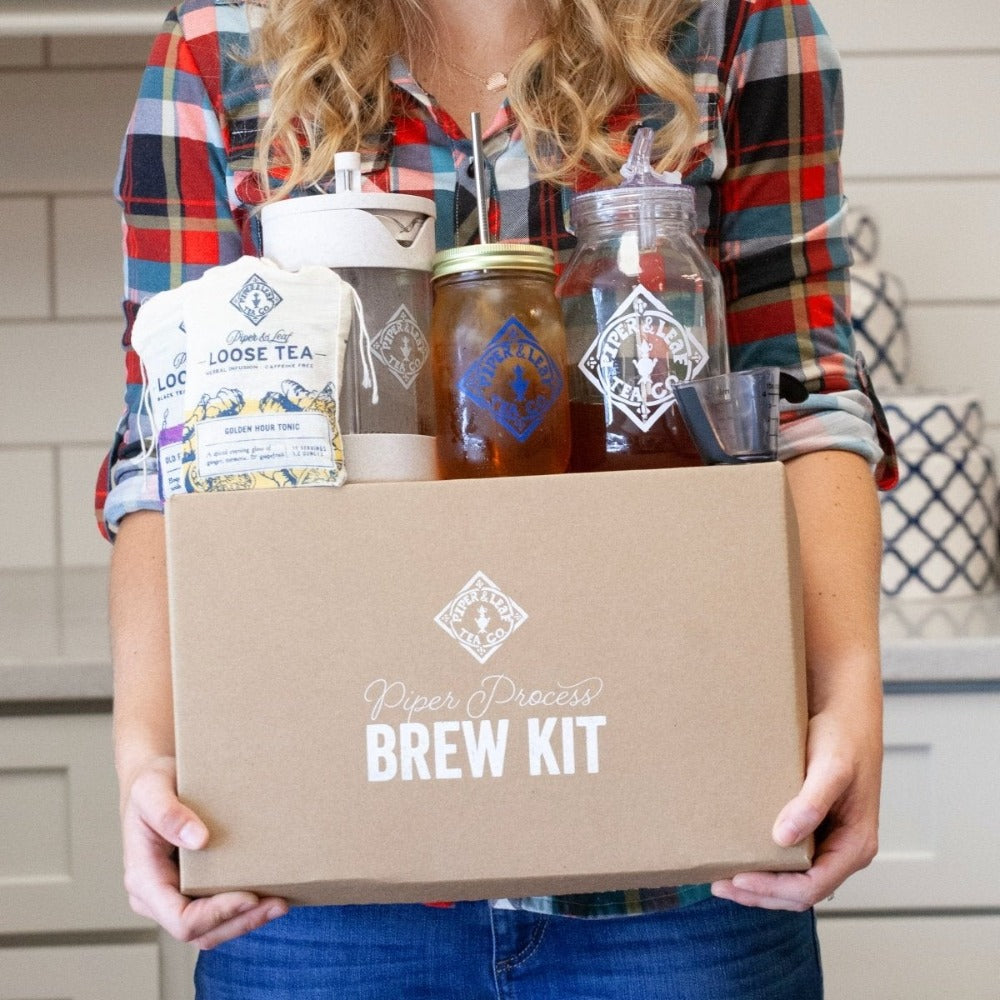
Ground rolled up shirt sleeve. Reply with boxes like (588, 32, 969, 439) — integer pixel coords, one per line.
(713, 0, 897, 489)
(96, 6, 248, 540)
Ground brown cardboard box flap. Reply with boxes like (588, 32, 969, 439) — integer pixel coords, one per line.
(166, 464, 810, 905)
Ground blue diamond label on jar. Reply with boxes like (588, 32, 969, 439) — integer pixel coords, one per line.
(580, 284, 708, 432)
(459, 317, 565, 441)
(371, 304, 429, 390)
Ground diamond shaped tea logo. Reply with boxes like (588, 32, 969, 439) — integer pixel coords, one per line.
(435, 572, 528, 664)
(370, 304, 429, 390)
(230, 273, 283, 326)
(459, 318, 564, 442)
(579, 284, 708, 432)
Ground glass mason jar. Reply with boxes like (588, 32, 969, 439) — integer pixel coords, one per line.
(556, 184, 728, 471)
(431, 244, 571, 479)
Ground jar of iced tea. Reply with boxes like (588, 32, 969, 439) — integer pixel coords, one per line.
(556, 175, 728, 472)
(431, 244, 571, 478)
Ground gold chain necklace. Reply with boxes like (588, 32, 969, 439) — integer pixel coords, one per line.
(437, 53, 512, 93)
(433, 32, 541, 93)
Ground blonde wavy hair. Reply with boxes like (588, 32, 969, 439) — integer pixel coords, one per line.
(252, 0, 700, 198)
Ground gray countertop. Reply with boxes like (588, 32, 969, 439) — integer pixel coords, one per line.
(880, 590, 1000, 684)
(1, 568, 998, 702)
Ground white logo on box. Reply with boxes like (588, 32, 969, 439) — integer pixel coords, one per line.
(435, 572, 527, 664)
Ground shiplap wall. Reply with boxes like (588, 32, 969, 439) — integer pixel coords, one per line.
(0, 3, 997, 569)
(823, 1, 1000, 465)
(0, 33, 150, 568)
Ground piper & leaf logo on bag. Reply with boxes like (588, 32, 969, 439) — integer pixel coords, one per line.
(230, 273, 283, 326)
(435, 572, 528, 664)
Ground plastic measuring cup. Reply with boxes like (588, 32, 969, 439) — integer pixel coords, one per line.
(672, 368, 785, 465)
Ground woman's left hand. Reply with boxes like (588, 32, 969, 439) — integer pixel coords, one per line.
(712, 450, 886, 912)
(711, 697, 881, 911)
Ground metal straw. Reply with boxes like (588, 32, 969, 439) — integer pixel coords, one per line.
(470, 112, 491, 243)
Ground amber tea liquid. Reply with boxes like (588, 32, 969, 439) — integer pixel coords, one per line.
(430, 246, 571, 479)
(568, 398, 701, 472)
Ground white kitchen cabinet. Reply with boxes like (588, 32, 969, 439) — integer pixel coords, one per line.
(827, 689, 1000, 910)
(0, 710, 194, 999)
(820, 916, 1000, 1000)
(0, 713, 149, 934)
(0, 944, 159, 1000)
(818, 687, 1000, 998)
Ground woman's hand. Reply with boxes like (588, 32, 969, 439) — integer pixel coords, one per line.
(711, 450, 885, 911)
(121, 755, 288, 949)
(711, 698, 881, 910)
(111, 513, 286, 947)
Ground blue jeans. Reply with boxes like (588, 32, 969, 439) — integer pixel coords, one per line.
(195, 896, 822, 999)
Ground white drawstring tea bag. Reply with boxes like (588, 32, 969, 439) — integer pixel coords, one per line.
(130, 289, 188, 500)
(181, 256, 357, 492)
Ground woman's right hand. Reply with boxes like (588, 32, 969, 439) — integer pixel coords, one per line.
(121, 755, 288, 949)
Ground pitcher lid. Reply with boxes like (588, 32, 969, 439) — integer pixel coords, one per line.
(261, 191, 437, 221)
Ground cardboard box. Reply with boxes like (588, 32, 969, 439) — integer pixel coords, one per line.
(165, 464, 811, 905)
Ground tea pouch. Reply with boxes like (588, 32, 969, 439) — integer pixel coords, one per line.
(181, 256, 360, 492)
(130, 288, 188, 500)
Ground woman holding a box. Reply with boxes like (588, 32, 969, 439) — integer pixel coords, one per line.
(100, 0, 895, 996)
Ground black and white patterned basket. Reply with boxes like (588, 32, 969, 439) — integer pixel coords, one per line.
(847, 208, 911, 389)
(851, 263, 911, 389)
(880, 393, 999, 599)
(885, 392, 984, 455)
(846, 208, 880, 266)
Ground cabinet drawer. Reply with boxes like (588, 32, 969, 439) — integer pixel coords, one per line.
(825, 689, 1000, 910)
(0, 713, 150, 933)
(818, 915, 1000, 1000)
(0, 943, 159, 1000)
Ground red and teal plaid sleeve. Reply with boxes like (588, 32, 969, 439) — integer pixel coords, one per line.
(95, 3, 254, 538)
(713, 0, 896, 487)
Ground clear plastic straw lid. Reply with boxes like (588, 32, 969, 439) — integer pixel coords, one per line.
(570, 127, 694, 236)
(619, 127, 682, 188)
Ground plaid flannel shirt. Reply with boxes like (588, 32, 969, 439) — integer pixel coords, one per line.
(96, 0, 895, 918)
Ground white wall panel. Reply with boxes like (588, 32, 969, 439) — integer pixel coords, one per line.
(0, 448, 56, 569)
(904, 304, 1000, 421)
(841, 55, 1000, 179)
(0, 1, 166, 38)
(49, 33, 153, 67)
(0, 322, 126, 446)
(819, 0, 1000, 54)
(54, 195, 126, 319)
(0, 70, 139, 193)
(59, 445, 113, 567)
(0, 36, 44, 67)
(846, 179, 1000, 303)
(0, 197, 51, 319)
